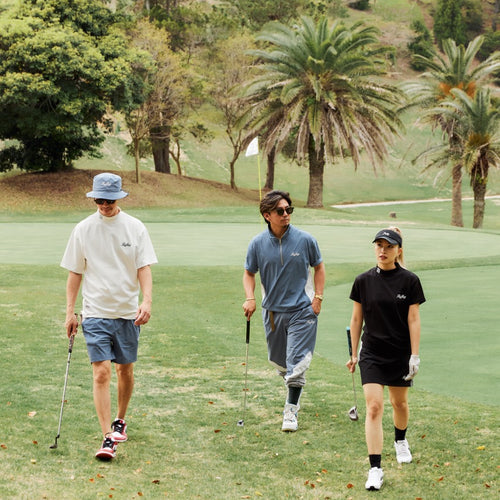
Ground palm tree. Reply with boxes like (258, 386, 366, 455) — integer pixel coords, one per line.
(436, 88, 500, 228)
(242, 16, 404, 208)
(402, 36, 500, 226)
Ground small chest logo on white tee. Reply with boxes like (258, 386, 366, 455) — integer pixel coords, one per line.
(121, 242, 132, 247)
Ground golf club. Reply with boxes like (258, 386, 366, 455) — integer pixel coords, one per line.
(237, 319, 251, 427)
(346, 327, 359, 421)
(50, 321, 77, 449)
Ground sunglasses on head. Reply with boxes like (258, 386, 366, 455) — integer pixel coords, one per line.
(94, 199, 116, 205)
(275, 206, 294, 216)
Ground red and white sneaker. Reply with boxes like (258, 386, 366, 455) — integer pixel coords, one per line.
(95, 437, 117, 460)
(111, 418, 128, 442)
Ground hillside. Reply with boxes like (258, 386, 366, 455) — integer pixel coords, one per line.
(0, 169, 260, 213)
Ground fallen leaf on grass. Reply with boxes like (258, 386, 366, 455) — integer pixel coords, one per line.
(346, 483, 354, 489)
(214, 429, 221, 433)
(255, 491, 263, 496)
(437, 476, 444, 482)
(1, 444, 7, 449)
(32, 441, 38, 445)
(476, 445, 485, 450)
(138, 492, 143, 497)
(485, 484, 490, 488)
(28, 411, 37, 417)
(152, 480, 160, 484)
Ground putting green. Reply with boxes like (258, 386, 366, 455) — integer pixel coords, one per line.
(2, 222, 500, 265)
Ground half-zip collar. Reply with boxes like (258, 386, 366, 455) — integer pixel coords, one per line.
(268, 224, 291, 266)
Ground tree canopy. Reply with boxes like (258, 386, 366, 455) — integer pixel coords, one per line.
(0, 0, 148, 172)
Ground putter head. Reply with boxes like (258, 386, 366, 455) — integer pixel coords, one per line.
(49, 442, 58, 449)
(237, 419, 244, 427)
(348, 406, 359, 421)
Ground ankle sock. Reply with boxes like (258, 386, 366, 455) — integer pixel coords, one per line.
(369, 454, 381, 468)
(395, 426, 407, 442)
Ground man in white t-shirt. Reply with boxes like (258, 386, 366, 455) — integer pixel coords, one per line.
(61, 173, 157, 460)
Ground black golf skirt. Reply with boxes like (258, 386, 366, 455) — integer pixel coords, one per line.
(358, 348, 412, 387)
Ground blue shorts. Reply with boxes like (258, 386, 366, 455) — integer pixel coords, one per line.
(82, 318, 140, 364)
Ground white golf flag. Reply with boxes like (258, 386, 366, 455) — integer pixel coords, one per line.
(245, 137, 259, 157)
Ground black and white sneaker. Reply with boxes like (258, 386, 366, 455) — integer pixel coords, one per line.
(111, 418, 128, 442)
(95, 437, 117, 460)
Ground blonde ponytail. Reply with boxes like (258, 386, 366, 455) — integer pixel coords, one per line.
(388, 226, 405, 268)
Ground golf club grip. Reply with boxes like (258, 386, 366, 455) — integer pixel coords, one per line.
(246, 320, 250, 344)
(346, 327, 353, 357)
(68, 334, 75, 353)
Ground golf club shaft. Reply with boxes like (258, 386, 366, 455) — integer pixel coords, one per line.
(54, 334, 75, 442)
(242, 320, 250, 419)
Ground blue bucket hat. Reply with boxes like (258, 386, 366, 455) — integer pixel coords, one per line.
(86, 173, 128, 200)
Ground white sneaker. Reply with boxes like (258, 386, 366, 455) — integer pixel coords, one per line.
(281, 403, 299, 432)
(394, 439, 412, 463)
(365, 467, 384, 490)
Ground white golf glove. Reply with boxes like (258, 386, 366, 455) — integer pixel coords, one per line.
(403, 355, 420, 381)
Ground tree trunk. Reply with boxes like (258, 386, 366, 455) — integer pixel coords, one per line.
(264, 146, 276, 190)
(306, 136, 324, 208)
(450, 162, 463, 227)
(152, 141, 170, 173)
(150, 125, 171, 174)
(134, 138, 141, 184)
(229, 153, 238, 190)
(471, 163, 489, 229)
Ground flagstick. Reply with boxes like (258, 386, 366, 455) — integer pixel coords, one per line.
(257, 153, 262, 201)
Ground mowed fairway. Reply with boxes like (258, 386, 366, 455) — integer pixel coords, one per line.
(0, 207, 498, 499)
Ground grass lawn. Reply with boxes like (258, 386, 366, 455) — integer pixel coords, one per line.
(0, 203, 498, 499)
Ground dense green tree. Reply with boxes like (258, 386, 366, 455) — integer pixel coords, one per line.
(408, 20, 435, 71)
(402, 36, 500, 226)
(242, 16, 404, 207)
(0, 0, 147, 172)
(433, 0, 467, 48)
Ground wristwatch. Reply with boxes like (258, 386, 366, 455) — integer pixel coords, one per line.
(314, 294, 323, 301)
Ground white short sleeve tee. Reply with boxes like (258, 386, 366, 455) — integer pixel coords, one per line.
(60, 210, 158, 319)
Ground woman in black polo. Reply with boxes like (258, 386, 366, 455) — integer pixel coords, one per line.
(346, 227, 425, 491)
